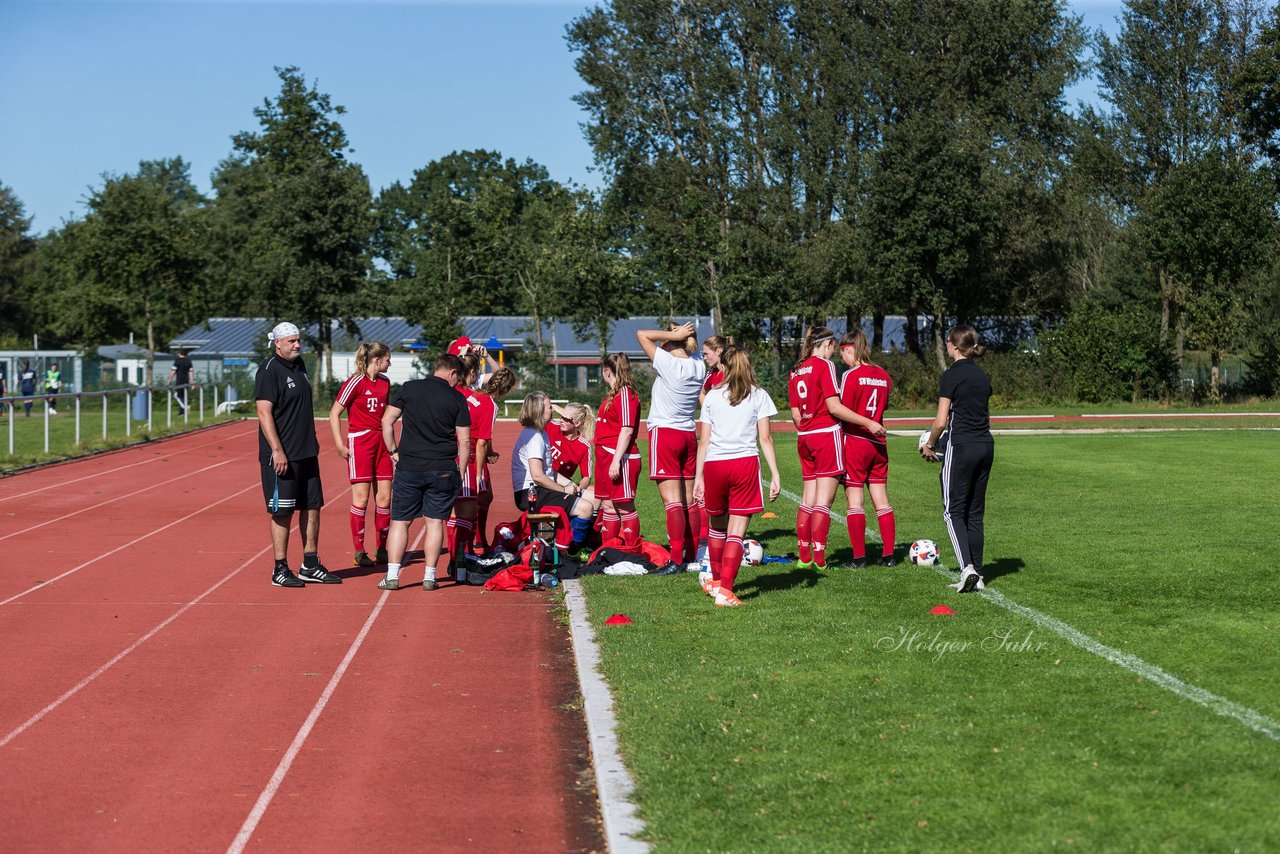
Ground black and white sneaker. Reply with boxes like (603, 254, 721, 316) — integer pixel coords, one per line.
(272, 566, 305, 588)
(299, 564, 342, 584)
(877, 554, 900, 567)
(954, 565, 983, 593)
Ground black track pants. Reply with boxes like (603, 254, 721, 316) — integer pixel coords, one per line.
(939, 442, 994, 571)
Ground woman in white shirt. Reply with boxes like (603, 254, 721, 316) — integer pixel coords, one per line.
(511, 392, 597, 555)
(693, 347, 782, 607)
(636, 322, 706, 567)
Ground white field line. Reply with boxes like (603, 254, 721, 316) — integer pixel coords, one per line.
(0, 456, 243, 542)
(226, 593, 390, 854)
(1082, 411, 1279, 418)
(0, 487, 353, 749)
(226, 521, 426, 853)
(772, 472, 1278, 741)
(932, 567, 1280, 741)
(0, 429, 244, 505)
(0, 483, 257, 606)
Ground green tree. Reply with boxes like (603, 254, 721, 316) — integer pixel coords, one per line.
(1138, 153, 1276, 400)
(1237, 1, 1280, 169)
(28, 160, 207, 379)
(229, 66, 373, 380)
(0, 183, 37, 338)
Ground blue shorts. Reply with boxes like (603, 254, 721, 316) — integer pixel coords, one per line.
(392, 468, 461, 521)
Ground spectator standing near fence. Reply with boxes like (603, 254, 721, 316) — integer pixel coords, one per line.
(378, 353, 471, 591)
(19, 362, 36, 416)
(256, 322, 341, 588)
(44, 362, 60, 415)
(167, 349, 194, 414)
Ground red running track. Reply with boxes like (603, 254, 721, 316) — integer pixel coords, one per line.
(0, 421, 603, 853)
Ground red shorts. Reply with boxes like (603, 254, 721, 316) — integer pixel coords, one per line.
(701, 457, 763, 516)
(459, 460, 491, 499)
(346, 429, 393, 484)
(648, 426, 697, 480)
(594, 448, 641, 501)
(843, 435, 889, 486)
(797, 427, 843, 480)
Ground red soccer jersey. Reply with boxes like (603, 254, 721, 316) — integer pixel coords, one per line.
(595, 386, 641, 454)
(463, 388, 497, 453)
(546, 421, 592, 480)
(788, 356, 839, 432)
(335, 373, 390, 432)
(703, 368, 724, 393)
(839, 363, 892, 444)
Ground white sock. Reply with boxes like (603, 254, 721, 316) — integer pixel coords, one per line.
(424, 566, 436, 582)
(386, 562, 401, 581)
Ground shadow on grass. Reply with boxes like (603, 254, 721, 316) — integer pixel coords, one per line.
(736, 567, 824, 599)
(982, 557, 1025, 582)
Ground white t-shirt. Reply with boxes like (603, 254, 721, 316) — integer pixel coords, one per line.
(647, 347, 707, 431)
(699, 385, 778, 461)
(511, 427, 551, 491)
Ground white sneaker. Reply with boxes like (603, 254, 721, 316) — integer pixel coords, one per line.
(685, 562, 702, 573)
(954, 565, 983, 593)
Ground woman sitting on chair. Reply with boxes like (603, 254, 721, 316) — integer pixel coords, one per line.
(511, 392, 597, 556)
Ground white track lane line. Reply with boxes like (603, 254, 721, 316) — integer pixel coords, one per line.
(0, 484, 258, 606)
(0, 487, 353, 748)
(0, 428, 244, 505)
(0, 456, 243, 542)
(226, 523, 428, 853)
(775, 474, 1278, 740)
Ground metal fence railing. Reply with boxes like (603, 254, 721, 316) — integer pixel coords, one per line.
(1, 383, 250, 457)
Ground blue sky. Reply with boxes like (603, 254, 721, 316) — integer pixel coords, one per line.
(1, 0, 1124, 235)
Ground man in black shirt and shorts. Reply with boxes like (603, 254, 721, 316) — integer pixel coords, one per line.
(377, 353, 471, 591)
(256, 321, 341, 588)
(168, 348, 194, 414)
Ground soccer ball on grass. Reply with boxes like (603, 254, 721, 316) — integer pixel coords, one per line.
(909, 539, 941, 566)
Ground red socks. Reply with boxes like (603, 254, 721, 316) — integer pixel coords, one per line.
(721, 536, 744, 592)
(796, 504, 813, 563)
(876, 505, 895, 558)
(846, 508, 866, 559)
(707, 529, 726, 581)
(349, 504, 366, 551)
(374, 506, 390, 549)
(619, 510, 640, 547)
(664, 503, 685, 565)
(683, 502, 702, 563)
(810, 507, 831, 568)
(601, 510, 621, 542)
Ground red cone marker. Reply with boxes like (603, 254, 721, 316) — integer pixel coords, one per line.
(930, 605, 956, 616)
(604, 614, 633, 625)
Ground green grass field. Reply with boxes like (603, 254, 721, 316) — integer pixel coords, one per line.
(0, 393, 242, 471)
(580, 430, 1280, 851)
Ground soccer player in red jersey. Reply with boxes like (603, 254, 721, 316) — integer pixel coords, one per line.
(694, 334, 730, 550)
(547, 402, 595, 488)
(837, 329, 895, 567)
(638, 322, 706, 566)
(594, 353, 643, 547)
(328, 341, 393, 567)
(472, 367, 517, 552)
(693, 346, 782, 607)
(446, 354, 492, 569)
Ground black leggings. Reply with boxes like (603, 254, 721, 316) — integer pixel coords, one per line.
(940, 442, 994, 571)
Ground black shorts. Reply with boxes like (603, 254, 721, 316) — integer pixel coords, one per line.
(514, 487, 578, 515)
(262, 458, 324, 514)
(393, 468, 461, 521)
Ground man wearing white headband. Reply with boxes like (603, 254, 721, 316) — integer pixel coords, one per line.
(255, 321, 341, 587)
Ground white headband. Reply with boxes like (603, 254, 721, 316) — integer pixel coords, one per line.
(268, 322, 300, 344)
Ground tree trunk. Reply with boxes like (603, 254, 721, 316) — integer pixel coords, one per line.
(932, 291, 948, 372)
(872, 312, 884, 352)
(904, 306, 921, 360)
(322, 323, 333, 386)
(1210, 349, 1222, 403)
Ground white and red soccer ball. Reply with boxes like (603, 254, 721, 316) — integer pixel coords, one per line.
(743, 539, 764, 566)
(909, 539, 941, 566)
